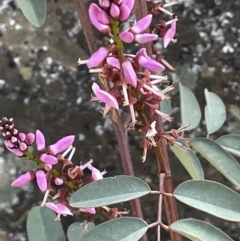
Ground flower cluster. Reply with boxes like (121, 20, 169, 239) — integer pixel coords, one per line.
(0, 117, 109, 219)
(78, 0, 178, 161)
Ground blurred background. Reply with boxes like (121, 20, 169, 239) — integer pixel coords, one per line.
(0, 0, 240, 240)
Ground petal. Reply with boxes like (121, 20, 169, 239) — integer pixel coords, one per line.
(36, 170, 47, 192)
(98, 10, 110, 24)
(131, 14, 153, 34)
(87, 47, 109, 68)
(134, 33, 158, 44)
(138, 56, 165, 72)
(55, 178, 64, 185)
(19, 142, 27, 151)
(86, 164, 104, 181)
(26, 132, 35, 145)
(121, 0, 134, 12)
(119, 31, 134, 43)
(40, 153, 58, 165)
(122, 61, 137, 87)
(5, 142, 23, 157)
(119, 4, 131, 22)
(56, 203, 73, 216)
(85, 207, 96, 214)
(11, 171, 33, 186)
(92, 83, 119, 109)
(49, 135, 75, 155)
(163, 21, 177, 48)
(106, 57, 120, 69)
(45, 202, 59, 213)
(18, 133, 26, 142)
(89, 4, 110, 33)
(5, 139, 14, 148)
(110, 3, 120, 18)
(36, 130, 45, 151)
(99, 0, 110, 8)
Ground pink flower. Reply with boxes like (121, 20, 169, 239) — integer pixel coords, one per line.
(11, 171, 34, 187)
(85, 207, 96, 214)
(36, 130, 45, 151)
(45, 202, 73, 220)
(130, 14, 153, 34)
(49, 135, 75, 155)
(136, 48, 165, 72)
(119, 31, 134, 43)
(106, 57, 120, 69)
(89, 4, 110, 33)
(36, 170, 47, 192)
(135, 33, 158, 44)
(110, 3, 120, 18)
(87, 47, 109, 68)
(92, 83, 119, 115)
(163, 20, 177, 48)
(122, 60, 137, 87)
(40, 153, 58, 165)
(119, 0, 134, 21)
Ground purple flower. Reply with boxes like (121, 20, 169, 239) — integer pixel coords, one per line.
(36, 130, 45, 151)
(130, 14, 153, 34)
(119, 31, 134, 43)
(49, 135, 75, 155)
(99, 0, 110, 8)
(45, 202, 73, 220)
(110, 3, 120, 18)
(5, 141, 23, 157)
(134, 33, 158, 44)
(25, 133, 35, 145)
(136, 48, 165, 72)
(55, 178, 64, 185)
(36, 170, 47, 192)
(163, 20, 177, 48)
(87, 47, 109, 68)
(119, 0, 134, 22)
(85, 207, 96, 214)
(122, 60, 137, 87)
(11, 171, 34, 187)
(106, 57, 120, 69)
(40, 153, 58, 165)
(92, 83, 119, 113)
(89, 4, 110, 33)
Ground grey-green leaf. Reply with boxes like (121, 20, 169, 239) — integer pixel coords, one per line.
(17, 0, 46, 27)
(174, 180, 240, 221)
(70, 175, 151, 208)
(204, 89, 226, 134)
(160, 99, 172, 123)
(216, 134, 240, 158)
(179, 83, 201, 130)
(170, 140, 204, 179)
(67, 221, 95, 241)
(80, 217, 148, 241)
(170, 219, 233, 241)
(27, 206, 65, 241)
(190, 138, 240, 186)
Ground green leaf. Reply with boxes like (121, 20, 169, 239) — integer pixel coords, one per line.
(216, 134, 240, 158)
(204, 89, 226, 135)
(160, 99, 172, 123)
(80, 217, 148, 241)
(190, 138, 240, 186)
(170, 140, 204, 179)
(170, 219, 233, 241)
(67, 221, 95, 241)
(27, 206, 65, 241)
(179, 83, 201, 130)
(70, 175, 151, 208)
(17, 0, 46, 27)
(174, 180, 240, 221)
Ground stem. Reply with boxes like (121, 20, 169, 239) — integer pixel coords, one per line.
(24, 150, 77, 190)
(73, 0, 98, 53)
(157, 173, 164, 241)
(154, 115, 183, 241)
(134, 0, 152, 56)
